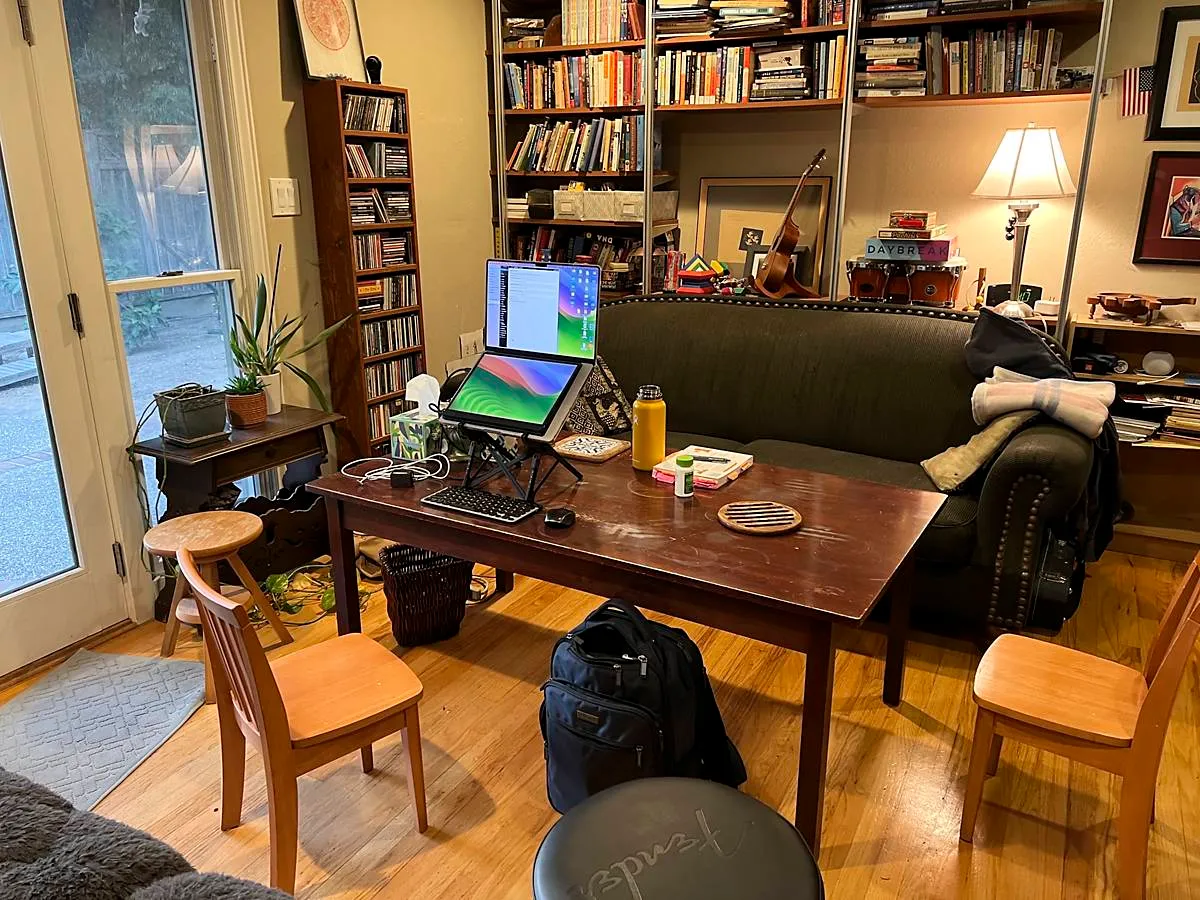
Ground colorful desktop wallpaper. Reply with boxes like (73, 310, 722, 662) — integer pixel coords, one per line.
(449, 355, 576, 426)
(556, 266, 599, 358)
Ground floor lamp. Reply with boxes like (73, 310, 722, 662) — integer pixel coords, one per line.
(973, 124, 1077, 315)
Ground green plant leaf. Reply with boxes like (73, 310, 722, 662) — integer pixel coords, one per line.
(265, 315, 305, 369)
(286, 314, 351, 361)
(283, 360, 333, 412)
(253, 274, 268, 342)
(320, 587, 336, 612)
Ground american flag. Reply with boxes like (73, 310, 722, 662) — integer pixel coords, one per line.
(1122, 65, 1154, 117)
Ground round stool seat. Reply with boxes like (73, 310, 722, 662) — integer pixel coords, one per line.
(533, 778, 823, 899)
(143, 511, 263, 559)
(175, 596, 201, 626)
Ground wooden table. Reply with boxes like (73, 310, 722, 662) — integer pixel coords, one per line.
(308, 459, 944, 853)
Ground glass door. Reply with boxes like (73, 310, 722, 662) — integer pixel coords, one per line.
(0, 3, 128, 675)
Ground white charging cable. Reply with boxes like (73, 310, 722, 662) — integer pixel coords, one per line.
(340, 453, 453, 484)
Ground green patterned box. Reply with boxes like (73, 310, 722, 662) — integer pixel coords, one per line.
(390, 409, 439, 460)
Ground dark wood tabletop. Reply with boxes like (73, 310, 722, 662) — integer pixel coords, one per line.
(309, 457, 944, 625)
(129, 405, 342, 465)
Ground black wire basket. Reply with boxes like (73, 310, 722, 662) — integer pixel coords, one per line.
(378, 544, 473, 646)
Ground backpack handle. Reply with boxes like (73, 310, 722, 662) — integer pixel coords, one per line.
(591, 598, 657, 644)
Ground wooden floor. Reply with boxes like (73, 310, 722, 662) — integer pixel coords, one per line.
(5, 553, 1199, 898)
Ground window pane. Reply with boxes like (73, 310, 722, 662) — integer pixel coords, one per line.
(119, 280, 236, 522)
(63, 0, 219, 280)
(0, 161, 76, 595)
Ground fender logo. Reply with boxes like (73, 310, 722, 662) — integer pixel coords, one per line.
(565, 807, 748, 899)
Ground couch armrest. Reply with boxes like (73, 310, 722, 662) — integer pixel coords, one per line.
(976, 423, 1093, 631)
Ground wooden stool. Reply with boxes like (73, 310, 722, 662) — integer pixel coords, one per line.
(146, 511, 294, 676)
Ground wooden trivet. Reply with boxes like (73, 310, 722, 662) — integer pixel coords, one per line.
(554, 434, 630, 463)
(718, 501, 802, 535)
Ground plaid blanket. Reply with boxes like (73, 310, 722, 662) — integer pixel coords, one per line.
(972, 367, 1115, 439)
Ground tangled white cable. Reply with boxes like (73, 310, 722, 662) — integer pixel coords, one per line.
(340, 453, 453, 484)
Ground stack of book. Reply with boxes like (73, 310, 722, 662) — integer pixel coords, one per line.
(512, 228, 643, 265)
(507, 115, 653, 173)
(864, 210, 959, 262)
(503, 17, 545, 49)
(711, 1, 792, 36)
(940, 0, 1014, 14)
(1161, 397, 1200, 446)
(345, 142, 409, 179)
(562, 0, 646, 44)
(506, 197, 530, 220)
(654, 0, 714, 36)
(856, 36, 925, 98)
(1112, 415, 1161, 444)
(504, 51, 646, 110)
(864, 0, 937, 21)
(658, 47, 754, 104)
(751, 42, 813, 101)
(343, 94, 406, 134)
(943, 22, 1064, 96)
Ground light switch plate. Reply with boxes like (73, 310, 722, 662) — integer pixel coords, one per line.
(269, 178, 300, 217)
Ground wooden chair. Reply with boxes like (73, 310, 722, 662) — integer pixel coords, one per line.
(146, 511, 293, 666)
(176, 546, 427, 895)
(960, 552, 1200, 900)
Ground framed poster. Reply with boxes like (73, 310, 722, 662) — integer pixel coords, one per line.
(293, 0, 367, 82)
(1147, 5, 1200, 141)
(1134, 152, 1200, 265)
(697, 176, 832, 294)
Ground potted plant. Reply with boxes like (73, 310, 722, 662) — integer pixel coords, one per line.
(230, 246, 349, 415)
(225, 372, 268, 429)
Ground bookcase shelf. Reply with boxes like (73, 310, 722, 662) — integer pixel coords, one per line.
(658, 22, 848, 47)
(304, 79, 428, 460)
(659, 98, 843, 112)
(504, 105, 642, 117)
(860, 88, 1092, 108)
(501, 38, 644, 57)
(859, 2, 1103, 32)
(506, 217, 679, 229)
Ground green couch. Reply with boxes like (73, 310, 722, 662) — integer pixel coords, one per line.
(598, 297, 1094, 637)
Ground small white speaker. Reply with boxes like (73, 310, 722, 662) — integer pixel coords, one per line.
(1142, 351, 1176, 377)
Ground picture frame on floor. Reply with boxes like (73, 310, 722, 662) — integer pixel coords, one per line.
(1134, 151, 1200, 266)
(1146, 5, 1200, 141)
(292, 0, 367, 82)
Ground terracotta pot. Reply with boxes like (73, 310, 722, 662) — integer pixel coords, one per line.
(226, 391, 268, 429)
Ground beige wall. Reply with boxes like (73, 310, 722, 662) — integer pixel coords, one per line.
(242, 0, 493, 408)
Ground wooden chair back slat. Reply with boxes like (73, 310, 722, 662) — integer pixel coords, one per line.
(1144, 558, 1200, 684)
(177, 547, 290, 749)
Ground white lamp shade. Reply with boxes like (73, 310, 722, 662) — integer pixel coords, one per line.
(972, 125, 1077, 200)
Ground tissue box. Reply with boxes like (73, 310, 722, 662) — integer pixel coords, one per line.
(390, 409, 439, 460)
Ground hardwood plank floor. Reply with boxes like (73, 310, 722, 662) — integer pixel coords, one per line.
(6, 553, 1198, 898)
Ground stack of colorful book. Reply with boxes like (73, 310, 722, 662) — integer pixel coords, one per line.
(654, 0, 714, 35)
(864, 211, 959, 263)
(1161, 397, 1200, 446)
(677, 255, 717, 294)
(750, 42, 813, 101)
(855, 36, 925, 98)
(503, 18, 545, 49)
(711, 1, 792, 36)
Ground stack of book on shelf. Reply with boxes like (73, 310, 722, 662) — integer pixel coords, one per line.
(504, 51, 646, 110)
(345, 143, 409, 179)
(507, 197, 530, 220)
(655, 0, 714, 36)
(357, 274, 417, 312)
(942, 21, 1064, 96)
(563, 0, 646, 44)
(856, 36, 925, 98)
(658, 47, 753, 104)
(1160, 396, 1200, 446)
(507, 115, 653, 173)
(940, 0, 1014, 15)
(513, 229, 643, 265)
(807, 0, 846, 24)
(504, 17, 546, 48)
(864, 210, 960, 262)
(711, 1, 792, 36)
(1111, 415, 1161, 444)
(343, 94, 406, 134)
(751, 42, 813, 101)
(863, 0, 938, 22)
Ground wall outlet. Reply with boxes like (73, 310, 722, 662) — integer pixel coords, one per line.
(459, 329, 484, 357)
(269, 178, 300, 217)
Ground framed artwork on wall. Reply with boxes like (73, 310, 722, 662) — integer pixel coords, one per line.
(1134, 151, 1200, 266)
(1147, 5, 1200, 141)
(293, 0, 367, 82)
(697, 176, 832, 294)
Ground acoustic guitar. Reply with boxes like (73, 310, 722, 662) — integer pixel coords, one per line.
(753, 149, 828, 300)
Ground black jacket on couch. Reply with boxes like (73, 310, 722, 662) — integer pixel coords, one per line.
(597, 297, 1095, 637)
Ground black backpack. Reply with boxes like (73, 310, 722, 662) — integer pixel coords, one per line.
(539, 599, 747, 813)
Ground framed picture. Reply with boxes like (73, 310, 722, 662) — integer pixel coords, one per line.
(1146, 5, 1200, 141)
(292, 0, 367, 82)
(1134, 152, 1200, 266)
(697, 176, 832, 294)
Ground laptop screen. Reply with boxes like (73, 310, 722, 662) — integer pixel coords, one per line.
(446, 353, 580, 430)
(485, 260, 600, 361)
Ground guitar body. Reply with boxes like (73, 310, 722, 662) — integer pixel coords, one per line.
(752, 148, 827, 301)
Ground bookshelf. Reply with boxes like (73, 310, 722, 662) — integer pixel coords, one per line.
(303, 79, 428, 459)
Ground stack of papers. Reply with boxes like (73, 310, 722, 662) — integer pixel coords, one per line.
(655, 0, 714, 35)
(652, 445, 755, 489)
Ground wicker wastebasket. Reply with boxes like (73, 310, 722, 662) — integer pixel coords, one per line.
(378, 544, 474, 645)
